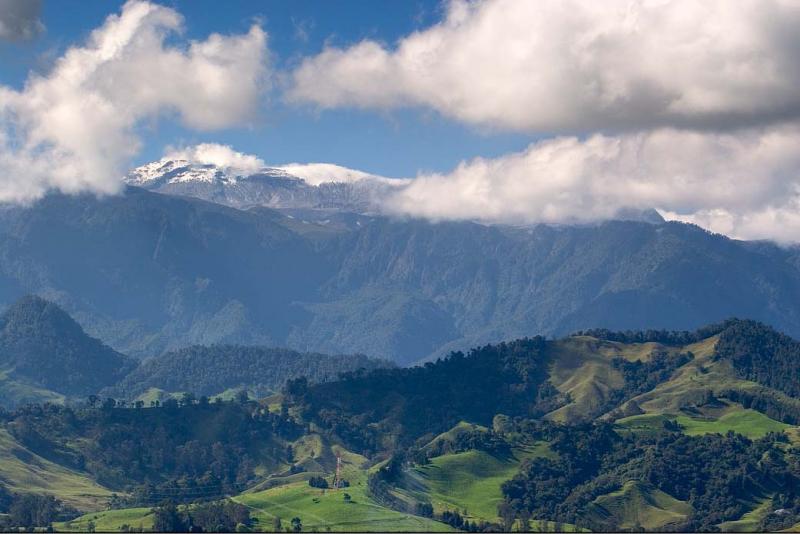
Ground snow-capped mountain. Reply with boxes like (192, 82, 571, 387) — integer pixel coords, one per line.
(126, 155, 406, 214)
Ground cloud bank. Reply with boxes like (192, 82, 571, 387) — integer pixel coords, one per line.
(288, 0, 800, 133)
(0, 0, 269, 203)
(384, 127, 800, 242)
(0, 0, 43, 42)
(285, 0, 800, 242)
(154, 131, 800, 242)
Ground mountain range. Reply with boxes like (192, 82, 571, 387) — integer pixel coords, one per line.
(1, 159, 800, 365)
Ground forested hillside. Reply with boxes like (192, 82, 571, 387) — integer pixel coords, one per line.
(106, 345, 392, 399)
(2, 318, 800, 532)
(0, 296, 134, 400)
(4, 189, 800, 364)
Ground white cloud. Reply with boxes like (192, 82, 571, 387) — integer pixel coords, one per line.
(288, 0, 800, 133)
(0, 0, 269, 203)
(0, 0, 43, 41)
(383, 127, 800, 242)
(277, 162, 403, 186)
(166, 143, 266, 175)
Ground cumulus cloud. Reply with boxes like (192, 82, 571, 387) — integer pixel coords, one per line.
(0, 0, 269, 203)
(288, 0, 800, 133)
(0, 0, 43, 41)
(166, 143, 266, 175)
(383, 127, 800, 242)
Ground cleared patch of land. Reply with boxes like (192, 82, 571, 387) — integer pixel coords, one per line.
(55, 507, 154, 532)
(616, 406, 791, 439)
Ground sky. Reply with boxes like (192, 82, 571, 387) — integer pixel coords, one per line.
(1, 0, 800, 242)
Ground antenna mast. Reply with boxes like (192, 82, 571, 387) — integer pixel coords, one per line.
(332, 455, 342, 489)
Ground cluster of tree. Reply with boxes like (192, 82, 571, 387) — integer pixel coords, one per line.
(0, 295, 135, 397)
(107, 344, 392, 400)
(4, 399, 302, 499)
(574, 319, 738, 346)
(757, 493, 800, 532)
(714, 319, 800, 398)
(500, 418, 798, 532)
(411, 427, 511, 463)
(284, 338, 563, 453)
(152, 499, 251, 532)
(308, 476, 329, 489)
(597, 350, 695, 418)
(0, 492, 77, 530)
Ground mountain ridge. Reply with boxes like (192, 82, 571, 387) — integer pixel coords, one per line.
(2, 188, 800, 364)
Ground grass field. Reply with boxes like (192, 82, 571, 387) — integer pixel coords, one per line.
(0, 428, 112, 511)
(234, 436, 453, 532)
(616, 408, 791, 439)
(403, 442, 555, 523)
(55, 507, 154, 532)
(676, 409, 789, 438)
(235, 477, 453, 532)
(411, 449, 520, 521)
(587, 480, 692, 531)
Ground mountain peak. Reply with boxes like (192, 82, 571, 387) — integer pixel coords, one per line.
(125, 155, 402, 213)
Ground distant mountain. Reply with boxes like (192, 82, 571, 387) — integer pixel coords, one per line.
(105, 345, 393, 400)
(126, 157, 405, 213)
(2, 188, 800, 364)
(0, 296, 135, 399)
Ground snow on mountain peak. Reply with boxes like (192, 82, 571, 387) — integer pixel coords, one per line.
(126, 144, 402, 189)
(276, 162, 403, 187)
(125, 144, 407, 213)
(166, 144, 266, 176)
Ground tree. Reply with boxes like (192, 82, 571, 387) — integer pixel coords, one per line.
(291, 516, 302, 532)
(308, 476, 329, 489)
(8, 494, 61, 528)
(152, 502, 187, 533)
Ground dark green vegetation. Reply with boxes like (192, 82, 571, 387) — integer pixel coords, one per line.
(4, 399, 302, 502)
(4, 316, 800, 531)
(0, 296, 391, 408)
(0, 296, 135, 401)
(285, 338, 564, 452)
(106, 345, 392, 400)
(5, 188, 800, 364)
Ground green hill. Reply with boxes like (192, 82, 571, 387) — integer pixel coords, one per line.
(3, 319, 800, 531)
(0, 296, 135, 403)
(586, 480, 692, 531)
(405, 445, 553, 522)
(0, 428, 112, 511)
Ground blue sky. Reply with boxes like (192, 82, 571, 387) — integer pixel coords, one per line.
(0, 0, 530, 177)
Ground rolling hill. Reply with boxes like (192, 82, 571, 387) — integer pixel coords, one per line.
(1, 318, 800, 531)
